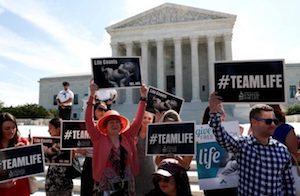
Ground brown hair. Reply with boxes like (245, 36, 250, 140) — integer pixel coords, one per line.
(249, 104, 274, 122)
(0, 112, 19, 147)
(268, 104, 286, 123)
(160, 110, 181, 122)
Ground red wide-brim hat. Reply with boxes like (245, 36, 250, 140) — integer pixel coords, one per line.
(97, 110, 130, 136)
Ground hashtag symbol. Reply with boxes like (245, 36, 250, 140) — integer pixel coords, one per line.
(149, 134, 158, 144)
(64, 130, 72, 140)
(217, 75, 230, 89)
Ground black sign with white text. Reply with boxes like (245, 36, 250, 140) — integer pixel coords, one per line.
(146, 122, 195, 155)
(92, 57, 142, 89)
(0, 144, 45, 183)
(214, 60, 285, 102)
(33, 137, 71, 166)
(61, 120, 92, 149)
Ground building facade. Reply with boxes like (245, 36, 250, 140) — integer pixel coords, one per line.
(106, 3, 236, 103)
(38, 3, 300, 122)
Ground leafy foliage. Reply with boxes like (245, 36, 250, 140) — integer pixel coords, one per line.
(285, 103, 300, 115)
(0, 104, 55, 119)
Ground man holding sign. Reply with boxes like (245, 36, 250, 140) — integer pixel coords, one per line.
(209, 92, 295, 195)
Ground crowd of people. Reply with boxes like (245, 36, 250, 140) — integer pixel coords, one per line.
(0, 80, 299, 196)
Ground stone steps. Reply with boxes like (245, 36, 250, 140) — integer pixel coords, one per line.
(32, 159, 204, 196)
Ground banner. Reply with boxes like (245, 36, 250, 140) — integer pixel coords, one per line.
(61, 120, 92, 149)
(33, 137, 72, 166)
(146, 122, 195, 155)
(146, 86, 184, 115)
(214, 60, 285, 102)
(195, 121, 240, 190)
(0, 144, 45, 183)
(92, 57, 142, 89)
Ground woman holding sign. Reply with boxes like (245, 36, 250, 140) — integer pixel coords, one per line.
(0, 112, 30, 196)
(85, 80, 147, 195)
(135, 111, 156, 195)
(45, 118, 74, 196)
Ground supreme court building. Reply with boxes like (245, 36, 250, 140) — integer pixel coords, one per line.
(39, 3, 300, 122)
(106, 3, 236, 103)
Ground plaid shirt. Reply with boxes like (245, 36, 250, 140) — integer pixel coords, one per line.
(209, 113, 296, 196)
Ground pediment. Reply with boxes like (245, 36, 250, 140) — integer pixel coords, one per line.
(107, 3, 236, 30)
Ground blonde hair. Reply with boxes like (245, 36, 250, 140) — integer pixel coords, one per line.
(160, 109, 181, 122)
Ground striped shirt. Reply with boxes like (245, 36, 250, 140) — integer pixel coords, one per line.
(209, 113, 296, 196)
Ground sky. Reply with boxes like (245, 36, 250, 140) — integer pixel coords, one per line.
(0, 0, 299, 106)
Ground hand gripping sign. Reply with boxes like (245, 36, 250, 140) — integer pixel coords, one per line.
(0, 144, 45, 183)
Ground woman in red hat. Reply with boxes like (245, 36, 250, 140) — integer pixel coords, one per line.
(85, 80, 147, 196)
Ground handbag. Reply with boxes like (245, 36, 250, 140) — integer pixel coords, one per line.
(66, 157, 82, 179)
(29, 176, 39, 194)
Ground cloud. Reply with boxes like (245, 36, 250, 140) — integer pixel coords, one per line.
(0, 81, 38, 106)
(0, 0, 111, 73)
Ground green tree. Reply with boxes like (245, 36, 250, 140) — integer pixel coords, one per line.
(0, 104, 52, 118)
(285, 103, 300, 115)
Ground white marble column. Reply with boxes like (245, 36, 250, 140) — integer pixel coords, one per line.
(141, 40, 149, 84)
(207, 35, 216, 94)
(174, 37, 183, 97)
(156, 39, 165, 90)
(190, 36, 201, 102)
(124, 42, 133, 104)
(224, 34, 233, 60)
(110, 42, 118, 56)
(110, 42, 122, 104)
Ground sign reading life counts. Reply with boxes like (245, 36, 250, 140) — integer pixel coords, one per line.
(61, 120, 92, 149)
(0, 144, 45, 183)
(214, 60, 285, 102)
(146, 122, 195, 155)
(92, 57, 142, 89)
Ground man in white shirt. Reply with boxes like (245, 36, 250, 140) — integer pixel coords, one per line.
(295, 87, 300, 102)
(95, 88, 117, 110)
(56, 81, 74, 119)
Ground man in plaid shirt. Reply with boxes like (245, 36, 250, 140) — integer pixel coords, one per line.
(209, 92, 296, 195)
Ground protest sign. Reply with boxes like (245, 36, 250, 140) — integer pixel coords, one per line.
(61, 120, 92, 149)
(92, 57, 142, 89)
(214, 59, 285, 102)
(146, 86, 184, 114)
(32, 137, 72, 166)
(146, 122, 195, 155)
(195, 121, 240, 190)
(0, 144, 45, 183)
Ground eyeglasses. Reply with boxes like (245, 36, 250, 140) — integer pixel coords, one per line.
(154, 175, 173, 183)
(254, 117, 279, 125)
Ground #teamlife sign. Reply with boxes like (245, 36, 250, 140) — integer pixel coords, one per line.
(146, 86, 184, 115)
(33, 137, 72, 166)
(92, 57, 142, 89)
(0, 144, 45, 183)
(214, 59, 285, 102)
(195, 121, 240, 190)
(146, 122, 195, 155)
(61, 120, 92, 149)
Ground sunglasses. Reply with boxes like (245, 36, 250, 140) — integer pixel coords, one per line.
(154, 175, 174, 183)
(96, 107, 106, 112)
(254, 117, 279, 125)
